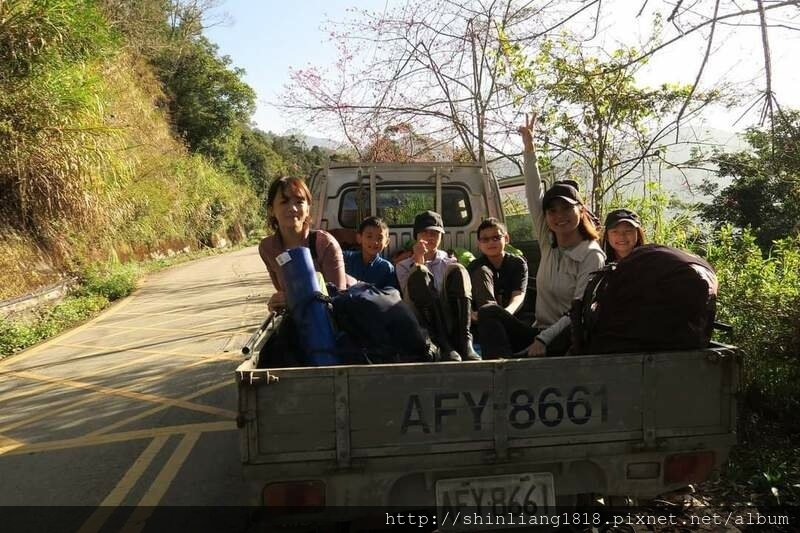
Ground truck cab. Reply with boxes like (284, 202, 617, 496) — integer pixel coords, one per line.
(308, 162, 504, 257)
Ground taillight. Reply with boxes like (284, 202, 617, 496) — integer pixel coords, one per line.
(263, 480, 326, 507)
(664, 451, 715, 484)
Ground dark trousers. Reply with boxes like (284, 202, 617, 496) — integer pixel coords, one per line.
(476, 304, 571, 358)
(471, 265, 498, 309)
(406, 264, 472, 357)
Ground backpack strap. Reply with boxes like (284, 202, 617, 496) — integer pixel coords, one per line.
(308, 230, 319, 264)
(571, 264, 615, 354)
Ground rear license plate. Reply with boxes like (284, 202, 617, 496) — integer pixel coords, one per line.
(435, 472, 555, 530)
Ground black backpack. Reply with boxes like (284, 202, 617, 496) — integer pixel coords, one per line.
(571, 244, 718, 355)
(330, 282, 435, 364)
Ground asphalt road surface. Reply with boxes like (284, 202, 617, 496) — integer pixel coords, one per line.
(0, 247, 272, 532)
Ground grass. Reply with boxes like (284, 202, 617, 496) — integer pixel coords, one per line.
(0, 237, 262, 359)
(713, 412, 800, 507)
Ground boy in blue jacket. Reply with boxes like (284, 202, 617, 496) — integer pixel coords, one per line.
(343, 216, 399, 290)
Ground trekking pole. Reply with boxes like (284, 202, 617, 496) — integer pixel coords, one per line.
(242, 313, 275, 356)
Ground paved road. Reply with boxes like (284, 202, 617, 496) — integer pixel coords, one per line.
(0, 246, 272, 532)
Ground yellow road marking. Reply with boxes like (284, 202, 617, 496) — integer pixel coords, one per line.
(120, 433, 201, 533)
(1, 421, 232, 456)
(94, 311, 237, 330)
(110, 309, 262, 319)
(0, 433, 23, 454)
(0, 352, 235, 435)
(0, 370, 230, 437)
(7, 370, 236, 419)
(88, 381, 231, 437)
(0, 352, 165, 406)
(0, 296, 135, 369)
(92, 310, 256, 333)
(57, 305, 235, 345)
(77, 436, 169, 533)
(62, 314, 204, 343)
(90, 323, 255, 337)
(0, 322, 204, 378)
(139, 432, 199, 506)
(52, 342, 241, 360)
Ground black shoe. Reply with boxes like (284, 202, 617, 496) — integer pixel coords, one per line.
(462, 346, 482, 361)
(452, 297, 481, 361)
(441, 350, 462, 362)
(419, 304, 460, 362)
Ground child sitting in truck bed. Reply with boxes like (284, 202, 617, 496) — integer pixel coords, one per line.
(396, 211, 481, 362)
(343, 216, 399, 290)
(601, 208, 646, 262)
(467, 217, 529, 359)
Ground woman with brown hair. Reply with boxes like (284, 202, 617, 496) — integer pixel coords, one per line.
(258, 176, 347, 312)
(476, 112, 606, 358)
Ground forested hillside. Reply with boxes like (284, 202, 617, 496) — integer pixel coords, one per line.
(0, 0, 329, 301)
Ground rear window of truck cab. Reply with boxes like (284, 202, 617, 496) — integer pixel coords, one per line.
(338, 186, 472, 228)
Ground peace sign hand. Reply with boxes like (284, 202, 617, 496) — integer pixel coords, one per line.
(517, 111, 538, 152)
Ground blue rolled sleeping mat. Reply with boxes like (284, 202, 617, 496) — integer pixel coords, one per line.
(278, 246, 339, 366)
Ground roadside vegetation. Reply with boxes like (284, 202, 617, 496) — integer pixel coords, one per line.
(0, 0, 332, 304)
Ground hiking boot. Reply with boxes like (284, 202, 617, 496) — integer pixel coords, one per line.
(440, 350, 462, 362)
(462, 346, 482, 361)
(453, 297, 481, 361)
(419, 304, 461, 362)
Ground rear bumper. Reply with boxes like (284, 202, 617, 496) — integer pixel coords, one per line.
(243, 437, 735, 508)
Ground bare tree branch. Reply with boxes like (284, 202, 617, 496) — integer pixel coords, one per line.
(674, 0, 720, 142)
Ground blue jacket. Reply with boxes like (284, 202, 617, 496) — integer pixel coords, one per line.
(343, 250, 400, 290)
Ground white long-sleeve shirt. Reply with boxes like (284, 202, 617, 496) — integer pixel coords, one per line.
(524, 152, 606, 345)
(396, 249, 456, 297)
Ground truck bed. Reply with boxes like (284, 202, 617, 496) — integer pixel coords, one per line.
(236, 317, 738, 507)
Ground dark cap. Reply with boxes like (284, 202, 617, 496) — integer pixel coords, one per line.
(542, 181, 581, 208)
(413, 210, 444, 238)
(604, 208, 641, 229)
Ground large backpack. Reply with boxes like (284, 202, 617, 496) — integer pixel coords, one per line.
(571, 244, 718, 354)
(330, 282, 435, 364)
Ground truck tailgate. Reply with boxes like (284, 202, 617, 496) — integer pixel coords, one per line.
(237, 348, 737, 466)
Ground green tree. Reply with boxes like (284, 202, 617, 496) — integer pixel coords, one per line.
(153, 35, 255, 162)
(701, 109, 800, 251)
(504, 37, 719, 216)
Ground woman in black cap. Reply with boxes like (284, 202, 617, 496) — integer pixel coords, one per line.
(601, 208, 646, 262)
(476, 112, 605, 358)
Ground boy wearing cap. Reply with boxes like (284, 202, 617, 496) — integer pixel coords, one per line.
(601, 209, 646, 261)
(396, 210, 481, 362)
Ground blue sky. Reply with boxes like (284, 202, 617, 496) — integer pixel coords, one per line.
(206, 1, 800, 139)
(205, 0, 389, 136)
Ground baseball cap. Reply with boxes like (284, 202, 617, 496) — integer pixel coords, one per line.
(604, 208, 642, 229)
(413, 210, 444, 238)
(542, 181, 582, 208)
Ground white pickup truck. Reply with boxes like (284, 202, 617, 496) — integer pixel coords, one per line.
(236, 162, 739, 528)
